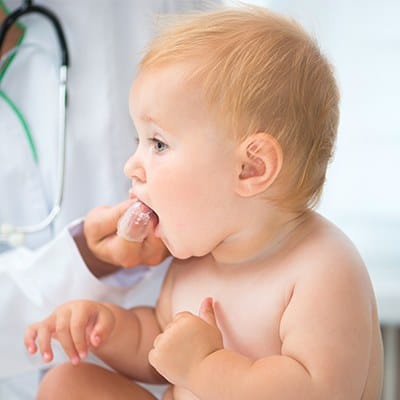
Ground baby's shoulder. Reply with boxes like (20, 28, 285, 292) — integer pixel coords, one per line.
(292, 213, 371, 292)
(300, 213, 363, 266)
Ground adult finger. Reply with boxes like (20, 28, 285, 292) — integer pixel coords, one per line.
(85, 200, 134, 244)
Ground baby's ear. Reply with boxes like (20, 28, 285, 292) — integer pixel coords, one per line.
(234, 133, 283, 197)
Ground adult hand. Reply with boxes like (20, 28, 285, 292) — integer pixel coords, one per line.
(0, 6, 23, 58)
(84, 200, 169, 270)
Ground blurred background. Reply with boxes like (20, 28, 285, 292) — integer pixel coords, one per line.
(224, 0, 400, 399)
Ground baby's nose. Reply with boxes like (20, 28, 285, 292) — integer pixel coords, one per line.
(123, 154, 146, 182)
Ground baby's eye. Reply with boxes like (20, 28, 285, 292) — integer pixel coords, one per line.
(150, 138, 168, 153)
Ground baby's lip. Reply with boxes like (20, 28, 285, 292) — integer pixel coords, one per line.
(127, 184, 159, 226)
(129, 188, 136, 199)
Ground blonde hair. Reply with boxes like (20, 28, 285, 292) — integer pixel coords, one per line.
(140, 6, 340, 212)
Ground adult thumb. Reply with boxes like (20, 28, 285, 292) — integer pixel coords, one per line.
(199, 297, 217, 327)
(85, 200, 134, 241)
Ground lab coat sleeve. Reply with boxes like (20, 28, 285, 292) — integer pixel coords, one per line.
(0, 220, 170, 378)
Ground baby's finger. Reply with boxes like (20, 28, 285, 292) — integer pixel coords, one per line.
(199, 297, 218, 327)
(89, 308, 114, 348)
(24, 324, 38, 355)
(70, 312, 90, 360)
(36, 325, 54, 363)
(55, 315, 80, 365)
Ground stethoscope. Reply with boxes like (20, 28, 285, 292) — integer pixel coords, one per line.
(0, 0, 69, 246)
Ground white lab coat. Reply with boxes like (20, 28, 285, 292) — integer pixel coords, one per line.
(0, 1, 219, 398)
(1, 0, 217, 249)
(0, 220, 171, 377)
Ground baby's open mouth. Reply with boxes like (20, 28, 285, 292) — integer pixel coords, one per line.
(117, 199, 159, 242)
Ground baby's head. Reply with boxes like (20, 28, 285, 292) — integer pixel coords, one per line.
(137, 6, 339, 212)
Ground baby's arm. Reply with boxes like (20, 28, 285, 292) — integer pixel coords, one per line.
(150, 254, 373, 399)
(25, 301, 165, 384)
(90, 304, 165, 383)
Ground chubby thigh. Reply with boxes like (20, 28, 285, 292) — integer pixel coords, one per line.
(37, 362, 158, 399)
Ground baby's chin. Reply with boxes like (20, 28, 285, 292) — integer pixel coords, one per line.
(125, 202, 212, 259)
(163, 237, 211, 260)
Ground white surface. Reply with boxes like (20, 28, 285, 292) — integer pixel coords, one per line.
(329, 216, 400, 326)
(370, 267, 400, 326)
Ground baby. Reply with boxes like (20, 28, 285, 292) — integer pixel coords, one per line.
(25, 6, 383, 399)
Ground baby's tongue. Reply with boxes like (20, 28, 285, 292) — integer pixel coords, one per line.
(117, 199, 157, 242)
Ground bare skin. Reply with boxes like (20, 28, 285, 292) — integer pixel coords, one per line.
(25, 63, 383, 399)
(153, 213, 383, 400)
(26, 212, 383, 400)
(75, 200, 169, 277)
(0, 6, 23, 59)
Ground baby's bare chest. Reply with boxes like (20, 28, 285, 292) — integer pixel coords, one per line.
(170, 263, 293, 359)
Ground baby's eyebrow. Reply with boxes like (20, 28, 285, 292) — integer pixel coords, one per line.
(140, 114, 157, 123)
(140, 115, 167, 134)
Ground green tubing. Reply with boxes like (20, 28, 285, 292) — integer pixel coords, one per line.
(0, 89, 38, 163)
(1, 1, 36, 163)
(0, 0, 27, 81)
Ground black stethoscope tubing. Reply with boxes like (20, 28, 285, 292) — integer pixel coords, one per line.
(0, 0, 69, 67)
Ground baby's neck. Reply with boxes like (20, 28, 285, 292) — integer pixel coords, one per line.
(211, 206, 310, 267)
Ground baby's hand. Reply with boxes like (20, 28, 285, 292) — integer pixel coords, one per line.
(149, 298, 223, 387)
(24, 301, 116, 365)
